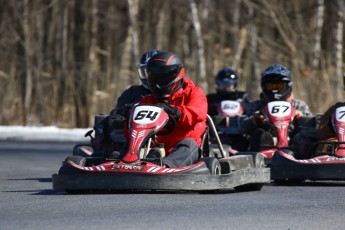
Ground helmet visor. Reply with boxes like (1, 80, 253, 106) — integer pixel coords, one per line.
(217, 83, 236, 92)
(263, 81, 288, 91)
(147, 64, 182, 86)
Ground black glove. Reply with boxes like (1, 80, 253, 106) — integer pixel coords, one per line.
(253, 111, 266, 126)
(156, 103, 181, 121)
(108, 114, 126, 129)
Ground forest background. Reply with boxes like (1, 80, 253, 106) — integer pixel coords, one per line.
(0, 0, 344, 128)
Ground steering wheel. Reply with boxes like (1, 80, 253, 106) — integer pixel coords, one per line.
(157, 113, 177, 135)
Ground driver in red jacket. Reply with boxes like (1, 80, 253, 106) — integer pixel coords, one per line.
(134, 51, 208, 168)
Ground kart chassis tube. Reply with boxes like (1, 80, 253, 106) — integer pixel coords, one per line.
(207, 115, 227, 158)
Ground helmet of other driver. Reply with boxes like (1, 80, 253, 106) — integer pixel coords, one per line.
(137, 49, 161, 89)
(146, 51, 185, 100)
(215, 68, 238, 94)
(261, 63, 293, 101)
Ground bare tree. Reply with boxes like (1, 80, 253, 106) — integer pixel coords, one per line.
(232, 28, 247, 71)
(188, 0, 207, 92)
(2, 1, 345, 127)
(262, 0, 296, 54)
(312, 0, 324, 69)
(22, 0, 33, 125)
(56, 0, 69, 123)
(246, 5, 261, 98)
(72, 0, 89, 128)
(88, 0, 99, 118)
(155, 2, 167, 50)
(127, 0, 139, 85)
(333, 0, 344, 101)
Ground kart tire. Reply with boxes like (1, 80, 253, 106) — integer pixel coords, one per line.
(234, 152, 265, 192)
(200, 157, 221, 175)
(65, 190, 86, 195)
(249, 129, 274, 151)
(58, 156, 86, 175)
(64, 156, 86, 165)
(273, 179, 304, 185)
(234, 183, 263, 192)
(73, 144, 93, 157)
(236, 152, 264, 168)
(253, 152, 265, 168)
(59, 156, 88, 194)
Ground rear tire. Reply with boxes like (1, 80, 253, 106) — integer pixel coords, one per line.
(200, 157, 221, 175)
(198, 157, 221, 194)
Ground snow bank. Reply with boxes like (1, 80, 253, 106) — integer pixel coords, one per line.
(0, 126, 91, 142)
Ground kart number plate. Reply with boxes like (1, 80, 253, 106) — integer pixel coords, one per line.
(335, 106, 345, 122)
(220, 100, 241, 115)
(133, 106, 162, 124)
(267, 101, 292, 118)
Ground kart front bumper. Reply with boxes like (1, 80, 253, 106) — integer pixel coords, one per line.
(52, 168, 270, 192)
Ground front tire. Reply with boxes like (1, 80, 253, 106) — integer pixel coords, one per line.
(58, 156, 86, 175)
(73, 144, 94, 157)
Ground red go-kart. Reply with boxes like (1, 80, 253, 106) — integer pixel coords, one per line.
(210, 100, 249, 152)
(250, 101, 296, 165)
(271, 105, 345, 183)
(52, 104, 269, 193)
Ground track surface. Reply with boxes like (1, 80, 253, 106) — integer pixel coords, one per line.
(1, 140, 345, 230)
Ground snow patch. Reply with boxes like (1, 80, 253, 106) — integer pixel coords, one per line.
(0, 126, 91, 142)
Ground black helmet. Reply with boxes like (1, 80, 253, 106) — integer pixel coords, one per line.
(215, 68, 238, 94)
(137, 50, 161, 89)
(146, 51, 185, 99)
(261, 64, 293, 101)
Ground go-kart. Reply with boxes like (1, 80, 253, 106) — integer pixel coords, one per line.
(210, 100, 249, 151)
(271, 105, 345, 183)
(52, 104, 269, 193)
(248, 101, 297, 166)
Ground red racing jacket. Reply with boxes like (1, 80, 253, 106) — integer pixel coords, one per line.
(125, 78, 208, 154)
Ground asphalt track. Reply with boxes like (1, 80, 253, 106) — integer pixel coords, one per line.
(1, 140, 345, 230)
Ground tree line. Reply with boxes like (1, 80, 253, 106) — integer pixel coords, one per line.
(0, 0, 344, 127)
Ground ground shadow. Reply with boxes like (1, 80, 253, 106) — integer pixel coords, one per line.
(268, 180, 345, 187)
(7, 177, 52, 183)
